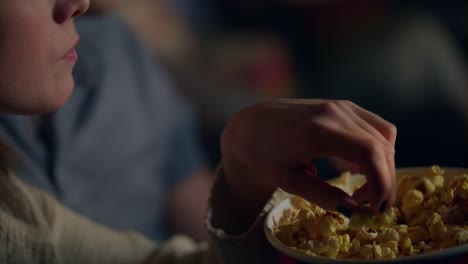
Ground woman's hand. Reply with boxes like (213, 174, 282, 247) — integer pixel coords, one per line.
(221, 99, 397, 220)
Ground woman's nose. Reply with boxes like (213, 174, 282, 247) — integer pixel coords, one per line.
(53, 0, 90, 24)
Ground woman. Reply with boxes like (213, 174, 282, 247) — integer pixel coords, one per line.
(0, 0, 397, 263)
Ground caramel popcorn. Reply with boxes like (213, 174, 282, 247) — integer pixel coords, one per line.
(273, 166, 468, 260)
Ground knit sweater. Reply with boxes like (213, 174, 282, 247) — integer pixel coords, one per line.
(0, 166, 281, 264)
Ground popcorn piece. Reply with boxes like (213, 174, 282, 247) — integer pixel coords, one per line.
(381, 241, 399, 255)
(422, 177, 436, 196)
(361, 244, 374, 259)
(356, 228, 378, 241)
(430, 165, 444, 176)
(400, 237, 413, 255)
(348, 213, 373, 231)
(454, 175, 468, 199)
(373, 245, 383, 260)
(401, 189, 424, 218)
(397, 176, 422, 202)
(381, 246, 397, 259)
(407, 226, 429, 242)
(372, 208, 398, 231)
(415, 241, 426, 251)
(427, 213, 448, 241)
(433, 175, 444, 189)
(324, 237, 340, 258)
(455, 228, 468, 244)
(377, 228, 400, 242)
(351, 238, 361, 252)
(441, 189, 454, 205)
(338, 234, 352, 253)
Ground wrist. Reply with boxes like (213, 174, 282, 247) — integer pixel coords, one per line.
(221, 156, 275, 217)
(210, 162, 274, 235)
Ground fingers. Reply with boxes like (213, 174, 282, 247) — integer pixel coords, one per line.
(386, 154, 397, 209)
(343, 101, 397, 211)
(343, 101, 397, 212)
(280, 169, 361, 215)
(339, 101, 392, 147)
(345, 101, 398, 146)
(351, 182, 368, 203)
(355, 143, 394, 213)
(230, 99, 398, 216)
(307, 120, 396, 213)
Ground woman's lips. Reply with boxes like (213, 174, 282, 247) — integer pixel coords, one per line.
(63, 48, 78, 62)
(62, 38, 79, 63)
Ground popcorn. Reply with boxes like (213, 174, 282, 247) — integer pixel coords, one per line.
(401, 189, 424, 218)
(422, 177, 436, 196)
(373, 245, 383, 260)
(441, 189, 454, 205)
(453, 175, 468, 199)
(381, 245, 397, 259)
(361, 244, 374, 259)
(427, 213, 447, 241)
(377, 228, 400, 242)
(274, 166, 468, 260)
(356, 228, 378, 241)
(381, 240, 398, 254)
(407, 226, 429, 242)
(400, 237, 413, 255)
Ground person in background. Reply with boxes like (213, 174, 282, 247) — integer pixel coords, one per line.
(0, 0, 212, 241)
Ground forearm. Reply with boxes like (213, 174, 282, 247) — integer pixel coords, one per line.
(218, 106, 279, 232)
(217, 157, 275, 234)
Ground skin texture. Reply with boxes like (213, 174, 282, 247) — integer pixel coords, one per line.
(0, 0, 89, 115)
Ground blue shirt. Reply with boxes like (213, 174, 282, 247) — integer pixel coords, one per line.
(0, 15, 206, 240)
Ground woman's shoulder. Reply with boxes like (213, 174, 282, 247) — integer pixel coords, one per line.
(0, 171, 58, 262)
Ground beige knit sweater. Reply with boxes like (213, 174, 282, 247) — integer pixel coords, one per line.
(0, 167, 280, 264)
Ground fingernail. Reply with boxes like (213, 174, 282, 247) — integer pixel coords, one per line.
(361, 200, 370, 206)
(337, 206, 352, 218)
(379, 200, 387, 213)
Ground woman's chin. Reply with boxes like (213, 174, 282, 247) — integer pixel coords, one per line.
(0, 86, 73, 115)
(43, 79, 75, 113)
(38, 89, 73, 114)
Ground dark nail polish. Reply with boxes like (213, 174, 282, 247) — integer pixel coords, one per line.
(379, 200, 387, 213)
(337, 206, 352, 218)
